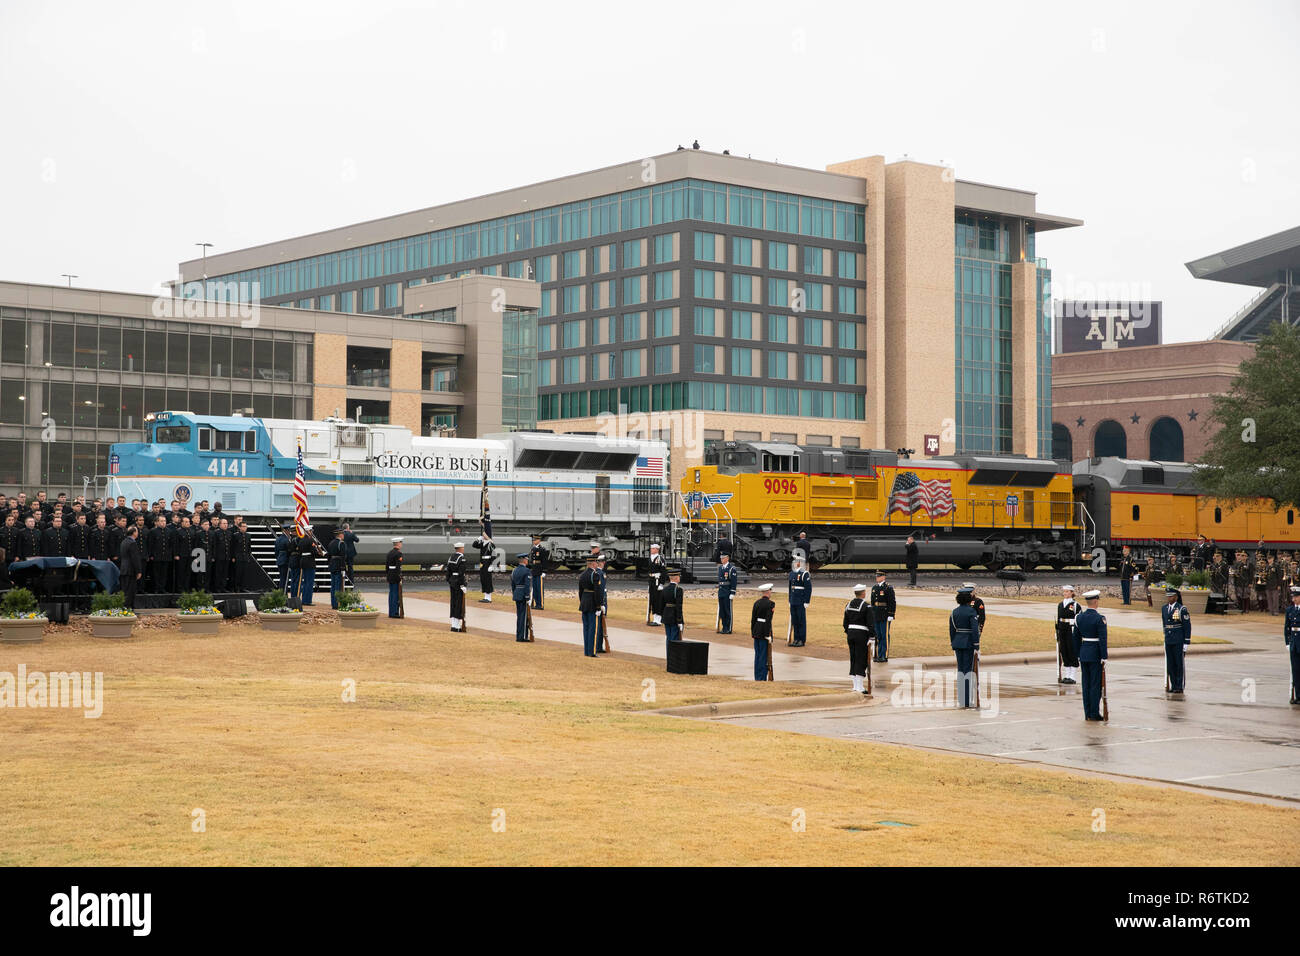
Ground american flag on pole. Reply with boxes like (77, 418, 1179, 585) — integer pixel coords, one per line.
(292, 441, 310, 535)
(635, 455, 664, 478)
(887, 471, 954, 517)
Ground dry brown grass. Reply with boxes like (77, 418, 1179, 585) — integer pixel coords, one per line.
(0, 612, 1288, 866)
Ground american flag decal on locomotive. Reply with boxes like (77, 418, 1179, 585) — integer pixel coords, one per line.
(886, 471, 954, 517)
(635, 456, 664, 478)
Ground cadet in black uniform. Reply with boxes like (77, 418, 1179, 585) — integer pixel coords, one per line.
(40, 514, 70, 557)
(474, 534, 495, 603)
(119, 526, 143, 609)
(192, 519, 212, 592)
(529, 535, 548, 610)
(578, 554, 600, 657)
(14, 516, 40, 562)
(173, 516, 194, 594)
(446, 541, 468, 632)
(843, 583, 875, 695)
(386, 537, 404, 618)
(231, 519, 253, 592)
(787, 556, 811, 646)
(1161, 586, 1192, 694)
(1056, 584, 1082, 684)
(210, 518, 230, 593)
(69, 513, 91, 559)
(88, 514, 110, 561)
(661, 567, 685, 643)
(870, 569, 895, 662)
(751, 583, 775, 681)
(646, 542, 666, 625)
(1075, 588, 1108, 720)
(0, 513, 16, 588)
(949, 587, 981, 708)
(716, 553, 738, 633)
(1285, 586, 1300, 705)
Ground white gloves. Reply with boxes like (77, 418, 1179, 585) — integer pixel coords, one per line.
(596, 608, 604, 616)
(887, 616, 893, 622)
(728, 593, 734, 601)
(461, 586, 468, 593)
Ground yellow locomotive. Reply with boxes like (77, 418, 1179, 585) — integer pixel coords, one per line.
(682, 441, 1082, 571)
(1072, 458, 1300, 558)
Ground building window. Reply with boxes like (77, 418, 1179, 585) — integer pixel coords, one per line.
(693, 345, 716, 374)
(654, 345, 674, 375)
(562, 285, 583, 314)
(767, 242, 790, 271)
(837, 251, 858, 279)
(562, 356, 582, 384)
(653, 308, 674, 337)
(767, 351, 788, 378)
(837, 286, 861, 314)
(622, 240, 642, 269)
(562, 319, 582, 349)
(694, 306, 717, 336)
(563, 250, 583, 278)
(622, 276, 644, 305)
(803, 354, 824, 382)
(653, 270, 676, 301)
(730, 348, 753, 376)
(802, 317, 823, 346)
(534, 256, 554, 282)
(802, 282, 824, 311)
(654, 233, 675, 263)
(836, 357, 857, 384)
(622, 349, 642, 377)
(538, 324, 554, 352)
(732, 274, 757, 304)
(767, 315, 789, 343)
(384, 283, 401, 309)
(693, 232, 719, 262)
(731, 311, 753, 339)
(622, 312, 645, 342)
(731, 236, 753, 266)
(837, 321, 858, 349)
(803, 247, 823, 275)
(694, 269, 718, 299)
(362, 287, 377, 312)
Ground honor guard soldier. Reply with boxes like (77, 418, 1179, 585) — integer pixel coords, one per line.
(511, 553, 532, 642)
(1118, 546, 1137, 605)
(904, 535, 919, 587)
(1056, 585, 1082, 684)
(751, 583, 775, 681)
(446, 542, 468, 632)
(870, 570, 896, 662)
(1162, 586, 1192, 694)
(949, 587, 981, 708)
(1075, 589, 1108, 720)
(474, 534, 495, 603)
(578, 554, 601, 657)
(594, 554, 610, 652)
(661, 567, 685, 642)
(787, 556, 811, 646)
(274, 525, 292, 591)
(295, 527, 318, 606)
(327, 528, 347, 609)
(529, 535, 548, 610)
(962, 582, 986, 632)
(1285, 586, 1300, 705)
(386, 537, 404, 618)
(843, 584, 875, 695)
(716, 552, 738, 633)
(646, 542, 666, 625)
(119, 526, 143, 610)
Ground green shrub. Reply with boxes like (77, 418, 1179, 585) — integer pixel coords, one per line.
(177, 589, 215, 612)
(1165, 571, 1184, 589)
(337, 589, 363, 610)
(91, 591, 126, 613)
(258, 589, 288, 612)
(1186, 570, 1208, 589)
(1, 588, 39, 617)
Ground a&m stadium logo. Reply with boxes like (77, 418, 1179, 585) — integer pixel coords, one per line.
(684, 491, 733, 512)
(886, 472, 953, 517)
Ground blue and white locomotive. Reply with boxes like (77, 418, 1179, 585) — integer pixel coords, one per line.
(104, 412, 673, 566)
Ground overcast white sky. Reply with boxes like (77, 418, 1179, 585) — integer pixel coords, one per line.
(2, 0, 1296, 342)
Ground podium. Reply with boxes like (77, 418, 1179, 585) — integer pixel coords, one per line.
(667, 639, 709, 675)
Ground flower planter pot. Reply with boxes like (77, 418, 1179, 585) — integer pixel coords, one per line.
(337, 610, 380, 630)
(90, 615, 138, 640)
(178, 615, 222, 636)
(1180, 589, 1210, 615)
(258, 611, 303, 632)
(1, 617, 47, 644)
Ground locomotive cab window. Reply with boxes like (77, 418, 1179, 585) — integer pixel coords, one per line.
(212, 429, 257, 453)
(762, 453, 798, 473)
(1131, 504, 1140, 521)
(1214, 507, 1222, 523)
(154, 425, 191, 444)
(722, 450, 755, 468)
(1289, 510, 1295, 526)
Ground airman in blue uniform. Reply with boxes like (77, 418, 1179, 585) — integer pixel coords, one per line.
(510, 553, 531, 642)
(787, 556, 811, 646)
(949, 587, 981, 707)
(717, 553, 738, 633)
(1285, 586, 1300, 705)
(1161, 586, 1192, 694)
(1074, 588, 1108, 720)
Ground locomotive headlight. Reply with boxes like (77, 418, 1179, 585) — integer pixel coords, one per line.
(694, 470, 700, 484)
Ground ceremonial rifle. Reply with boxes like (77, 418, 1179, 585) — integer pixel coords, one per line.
(525, 603, 535, 642)
(972, 644, 981, 709)
(1101, 659, 1110, 721)
(599, 605, 610, 653)
(766, 630, 774, 681)
(786, 619, 793, 646)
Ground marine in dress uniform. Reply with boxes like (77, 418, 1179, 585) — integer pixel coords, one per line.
(751, 584, 775, 681)
(474, 535, 495, 602)
(843, 584, 875, 695)
(1161, 586, 1192, 694)
(529, 535, 548, 609)
(661, 568, 685, 643)
(787, 557, 811, 646)
(1285, 587, 1300, 705)
(446, 542, 468, 632)
(870, 570, 896, 662)
(646, 543, 666, 625)
(1056, 585, 1082, 684)
(511, 553, 532, 642)
(949, 587, 981, 708)
(1118, 548, 1137, 605)
(1074, 589, 1108, 720)
(716, 554, 738, 633)
(577, 555, 601, 657)
(386, 538, 404, 618)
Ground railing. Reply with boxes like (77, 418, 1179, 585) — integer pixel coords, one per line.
(1210, 283, 1284, 340)
(346, 369, 392, 388)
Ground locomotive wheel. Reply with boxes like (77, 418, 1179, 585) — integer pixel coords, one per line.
(1050, 561, 1067, 572)
(955, 563, 972, 572)
(984, 560, 1004, 572)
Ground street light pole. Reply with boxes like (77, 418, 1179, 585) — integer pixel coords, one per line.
(196, 242, 213, 297)
(60, 274, 77, 287)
